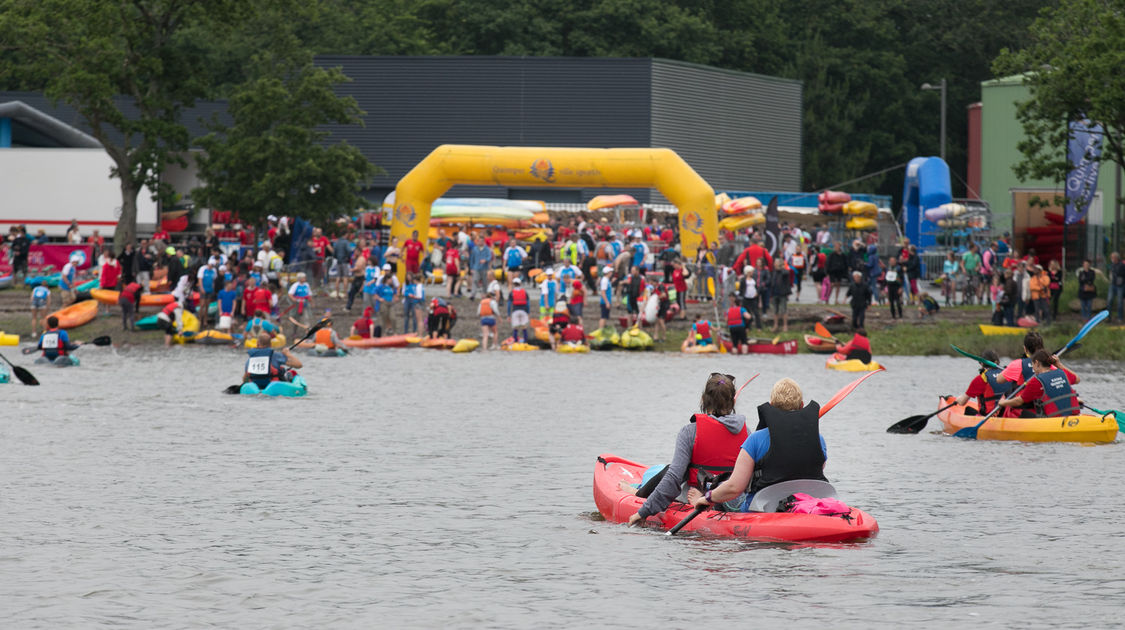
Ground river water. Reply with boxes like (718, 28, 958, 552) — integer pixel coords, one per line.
(2, 347, 1122, 628)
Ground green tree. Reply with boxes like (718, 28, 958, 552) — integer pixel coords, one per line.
(193, 51, 377, 226)
(994, 0, 1125, 186)
(0, 0, 238, 251)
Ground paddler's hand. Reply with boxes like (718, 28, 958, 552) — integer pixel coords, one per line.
(691, 494, 713, 510)
(628, 513, 643, 527)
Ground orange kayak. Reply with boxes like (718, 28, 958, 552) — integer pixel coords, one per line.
(344, 334, 421, 349)
(90, 289, 176, 308)
(48, 299, 98, 329)
(420, 337, 457, 349)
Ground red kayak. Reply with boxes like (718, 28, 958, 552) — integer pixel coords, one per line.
(804, 334, 836, 354)
(593, 454, 878, 543)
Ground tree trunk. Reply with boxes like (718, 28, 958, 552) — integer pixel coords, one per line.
(113, 175, 141, 255)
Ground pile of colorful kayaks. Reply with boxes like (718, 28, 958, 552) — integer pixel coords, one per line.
(594, 455, 879, 543)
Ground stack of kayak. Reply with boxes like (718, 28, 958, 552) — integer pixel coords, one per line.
(842, 200, 878, 231)
(935, 396, 1118, 443)
(593, 455, 879, 543)
(240, 374, 308, 397)
(825, 353, 883, 371)
(717, 195, 764, 233)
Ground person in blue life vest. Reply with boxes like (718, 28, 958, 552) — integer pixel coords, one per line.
(503, 238, 526, 294)
(952, 350, 1012, 416)
(30, 279, 52, 337)
(681, 314, 713, 351)
(37, 315, 80, 361)
(692, 378, 827, 512)
(197, 259, 218, 328)
(243, 332, 302, 389)
(538, 267, 559, 320)
(625, 373, 748, 525)
(997, 349, 1082, 418)
(245, 309, 279, 339)
(598, 265, 614, 330)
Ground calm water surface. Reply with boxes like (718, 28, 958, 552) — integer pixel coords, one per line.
(2, 346, 1123, 628)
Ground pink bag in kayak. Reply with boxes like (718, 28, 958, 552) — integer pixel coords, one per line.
(782, 493, 852, 516)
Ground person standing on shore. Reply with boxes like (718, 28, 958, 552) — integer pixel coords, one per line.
(30, 280, 51, 338)
(770, 258, 791, 333)
(1108, 252, 1125, 323)
(885, 256, 904, 320)
(847, 270, 872, 330)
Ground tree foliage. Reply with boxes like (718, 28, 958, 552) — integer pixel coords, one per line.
(0, 0, 238, 250)
(193, 54, 378, 225)
(993, 0, 1125, 186)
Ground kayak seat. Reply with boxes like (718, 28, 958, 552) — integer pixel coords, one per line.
(746, 479, 838, 513)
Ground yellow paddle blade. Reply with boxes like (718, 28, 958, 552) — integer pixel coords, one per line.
(707, 277, 715, 298)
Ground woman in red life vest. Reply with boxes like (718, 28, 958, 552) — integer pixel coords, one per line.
(625, 373, 748, 525)
(998, 349, 1081, 418)
(693, 378, 827, 513)
(835, 327, 872, 363)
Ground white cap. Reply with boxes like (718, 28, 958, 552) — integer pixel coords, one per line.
(603, 265, 612, 273)
(546, 268, 555, 275)
(382, 263, 392, 270)
(268, 215, 278, 222)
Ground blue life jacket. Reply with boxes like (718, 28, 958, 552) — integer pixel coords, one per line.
(506, 247, 523, 268)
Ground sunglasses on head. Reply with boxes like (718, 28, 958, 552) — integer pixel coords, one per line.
(710, 372, 735, 383)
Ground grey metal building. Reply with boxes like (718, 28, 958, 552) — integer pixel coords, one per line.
(2, 56, 802, 209)
(320, 56, 802, 204)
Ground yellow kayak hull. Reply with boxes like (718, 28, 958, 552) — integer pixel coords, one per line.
(937, 397, 1118, 443)
(825, 357, 883, 371)
(979, 324, 1028, 336)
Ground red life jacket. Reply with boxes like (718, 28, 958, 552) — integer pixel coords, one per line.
(695, 320, 711, 339)
(726, 306, 744, 327)
(353, 317, 373, 338)
(161, 301, 178, 317)
(511, 288, 528, 306)
(120, 282, 141, 303)
(552, 311, 570, 326)
(686, 414, 748, 488)
(560, 324, 585, 342)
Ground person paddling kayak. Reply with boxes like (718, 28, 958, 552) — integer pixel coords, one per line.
(952, 350, 1011, 416)
(836, 328, 872, 363)
(997, 349, 1081, 418)
(37, 316, 79, 361)
(994, 331, 1045, 417)
(692, 378, 827, 513)
(624, 374, 748, 525)
(243, 332, 303, 390)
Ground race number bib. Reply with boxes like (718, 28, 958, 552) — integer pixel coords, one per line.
(247, 356, 270, 376)
(41, 334, 59, 349)
(885, 270, 898, 283)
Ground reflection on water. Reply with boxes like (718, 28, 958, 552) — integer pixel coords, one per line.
(1, 346, 1122, 627)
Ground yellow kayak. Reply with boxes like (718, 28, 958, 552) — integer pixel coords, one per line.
(452, 338, 480, 353)
(245, 333, 288, 348)
(503, 342, 539, 352)
(937, 396, 1118, 443)
(0, 332, 18, 346)
(825, 356, 883, 371)
(618, 327, 654, 350)
(682, 343, 719, 354)
(979, 324, 1028, 336)
(557, 342, 590, 353)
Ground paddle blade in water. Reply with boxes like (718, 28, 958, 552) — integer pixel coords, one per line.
(886, 415, 927, 434)
(223, 384, 242, 395)
(90, 335, 112, 346)
(12, 365, 39, 386)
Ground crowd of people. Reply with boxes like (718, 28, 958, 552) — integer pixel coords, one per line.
(7, 213, 1125, 358)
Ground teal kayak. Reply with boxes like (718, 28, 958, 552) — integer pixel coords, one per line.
(240, 374, 308, 397)
(34, 355, 80, 367)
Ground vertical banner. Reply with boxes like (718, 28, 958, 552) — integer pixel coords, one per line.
(1065, 119, 1104, 225)
(764, 196, 780, 256)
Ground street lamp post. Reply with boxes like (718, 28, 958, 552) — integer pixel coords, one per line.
(921, 78, 947, 161)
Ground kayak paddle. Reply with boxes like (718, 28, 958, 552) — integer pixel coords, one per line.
(21, 335, 112, 355)
(951, 380, 1031, 439)
(814, 322, 839, 343)
(887, 401, 959, 434)
(0, 351, 38, 386)
(1082, 405, 1125, 432)
(223, 319, 333, 393)
(666, 369, 881, 536)
(734, 373, 760, 401)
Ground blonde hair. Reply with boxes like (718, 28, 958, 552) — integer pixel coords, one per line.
(769, 378, 803, 411)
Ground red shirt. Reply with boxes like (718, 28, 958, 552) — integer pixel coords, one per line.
(404, 239, 424, 269)
(838, 334, 871, 356)
(661, 229, 675, 244)
(444, 248, 459, 273)
(152, 229, 170, 242)
(672, 268, 687, 293)
(99, 260, 121, 289)
(352, 317, 374, 338)
(311, 236, 330, 259)
(247, 287, 272, 318)
(561, 324, 585, 342)
(239, 230, 254, 246)
(570, 282, 584, 305)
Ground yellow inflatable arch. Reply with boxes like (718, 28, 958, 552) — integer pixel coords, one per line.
(390, 145, 716, 276)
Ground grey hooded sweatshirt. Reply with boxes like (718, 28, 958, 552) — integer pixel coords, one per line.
(636, 412, 747, 519)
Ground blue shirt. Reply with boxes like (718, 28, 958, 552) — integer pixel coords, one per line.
(32, 286, 50, 301)
(363, 267, 380, 294)
(200, 268, 217, 294)
(218, 289, 238, 314)
(244, 318, 278, 335)
(740, 428, 827, 462)
(470, 245, 492, 270)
